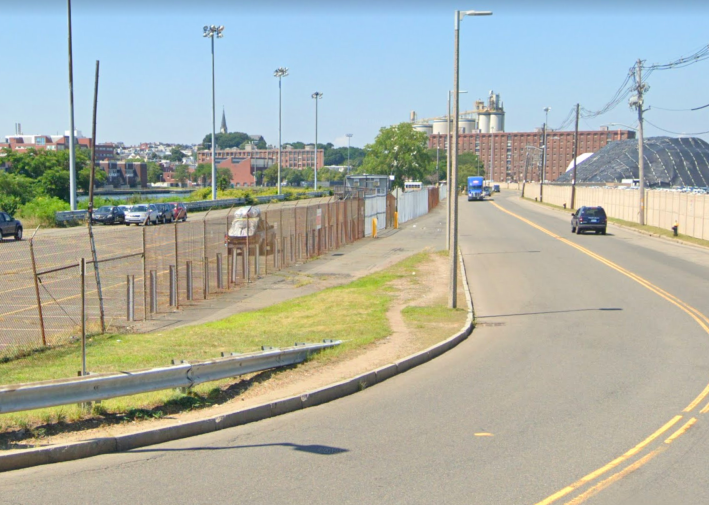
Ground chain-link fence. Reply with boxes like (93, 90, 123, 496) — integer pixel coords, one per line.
(0, 197, 365, 361)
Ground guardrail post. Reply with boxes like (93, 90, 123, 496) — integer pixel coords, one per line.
(169, 265, 177, 307)
(127, 275, 135, 321)
(186, 261, 193, 300)
(203, 257, 210, 298)
(216, 253, 223, 289)
(149, 270, 158, 314)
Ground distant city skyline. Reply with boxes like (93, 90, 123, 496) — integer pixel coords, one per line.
(2, 1, 708, 148)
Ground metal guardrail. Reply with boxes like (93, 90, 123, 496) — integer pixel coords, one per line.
(53, 192, 337, 224)
(0, 340, 340, 414)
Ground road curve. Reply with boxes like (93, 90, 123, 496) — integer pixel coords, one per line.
(3, 191, 709, 504)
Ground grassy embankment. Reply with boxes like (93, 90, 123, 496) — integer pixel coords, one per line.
(0, 251, 467, 442)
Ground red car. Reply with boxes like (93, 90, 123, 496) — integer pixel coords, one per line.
(169, 202, 187, 222)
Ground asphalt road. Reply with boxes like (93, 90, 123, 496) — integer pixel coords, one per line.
(4, 190, 709, 504)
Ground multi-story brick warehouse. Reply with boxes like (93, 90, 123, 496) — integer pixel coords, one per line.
(428, 128, 635, 182)
(197, 145, 323, 170)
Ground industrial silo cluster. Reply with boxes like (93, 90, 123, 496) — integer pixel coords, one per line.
(411, 90, 505, 135)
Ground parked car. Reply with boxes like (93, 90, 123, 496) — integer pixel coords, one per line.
(169, 202, 187, 222)
(155, 203, 174, 224)
(91, 205, 125, 225)
(117, 204, 133, 214)
(0, 211, 22, 241)
(571, 206, 607, 235)
(125, 204, 159, 226)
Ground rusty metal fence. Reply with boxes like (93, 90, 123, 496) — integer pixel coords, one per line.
(0, 197, 364, 360)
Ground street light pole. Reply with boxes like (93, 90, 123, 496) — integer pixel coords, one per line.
(274, 67, 288, 195)
(346, 133, 353, 193)
(203, 25, 224, 201)
(446, 89, 467, 252)
(450, 9, 492, 309)
(312, 92, 323, 191)
(540, 106, 550, 202)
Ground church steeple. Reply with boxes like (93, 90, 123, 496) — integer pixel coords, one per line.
(220, 107, 228, 134)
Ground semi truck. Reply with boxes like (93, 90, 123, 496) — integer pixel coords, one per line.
(467, 176, 485, 201)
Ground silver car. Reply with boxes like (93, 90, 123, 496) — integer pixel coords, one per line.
(125, 204, 159, 226)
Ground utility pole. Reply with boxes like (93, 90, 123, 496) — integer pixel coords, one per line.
(446, 91, 452, 251)
(67, 0, 77, 210)
(540, 107, 550, 202)
(634, 59, 646, 226)
(571, 103, 580, 210)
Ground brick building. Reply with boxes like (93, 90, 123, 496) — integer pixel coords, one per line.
(198, 144, 323, 170)
(429, 128, 635, 182)
(2, 134, 115, 160)
(99, 160, 148, 188)
(217, 157, 255, 187)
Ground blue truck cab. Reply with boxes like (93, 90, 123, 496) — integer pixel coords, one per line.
(467, 176, 485, 201)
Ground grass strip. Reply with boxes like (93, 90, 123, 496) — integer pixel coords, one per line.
(0, 251, 463, 440)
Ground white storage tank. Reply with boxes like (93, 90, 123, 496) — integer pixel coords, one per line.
(490, 113, 503, 133)
(413, 123, 433, 135)
(478, 113, 490, 134)
(432, 119, 451, 136)
(459, 119, 474, 134)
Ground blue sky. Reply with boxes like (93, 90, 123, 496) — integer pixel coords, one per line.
(2, 0, 708, 148)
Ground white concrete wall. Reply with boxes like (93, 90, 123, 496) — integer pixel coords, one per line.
(364, 195, 387, 237)
(522, 183, 709, 240)
(395, 189, 430, 225)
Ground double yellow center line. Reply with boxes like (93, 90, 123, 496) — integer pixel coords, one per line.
(488, 202, 709, 504)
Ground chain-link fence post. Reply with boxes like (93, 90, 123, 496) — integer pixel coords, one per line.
(28, 234, 47, 347)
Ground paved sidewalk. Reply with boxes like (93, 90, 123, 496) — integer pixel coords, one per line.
(134, 204, 448, 333)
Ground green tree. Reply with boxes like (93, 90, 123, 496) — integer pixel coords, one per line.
(456, 152, 485, 187)
(147, 162, 163, 183)
(174, 165, 190, 185)
(217, 167, 232, 190)
(360, 123, 430, 190)
(168, 147, 185, 162)
(192, 163, 212, 185)
(262, 165, 279, 186)
(285, 168, 304, 186)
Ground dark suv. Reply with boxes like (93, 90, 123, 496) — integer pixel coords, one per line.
(155, 203, 174, 224)
(0, 211, 23, 241)
(571, 206, 607, 235)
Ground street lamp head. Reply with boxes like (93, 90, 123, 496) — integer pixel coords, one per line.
(460, 10, 493, 18)
(203, 25, 209, 32)
(274, 67, 289, 78)
(211, 25, 217, 31)
(544, 107, 551, 113)
(312, 92, 323, 99)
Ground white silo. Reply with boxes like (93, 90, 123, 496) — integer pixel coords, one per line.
(413, 123, 433, 135)
(478, 113, 490, 134)
(490, 113, 503, 133)
(459, 119, 474, 134)
(432, 119, 451, 136)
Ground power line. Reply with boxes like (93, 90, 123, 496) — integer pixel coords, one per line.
(553, 106, 576, 131)
(651, 103, 709, 112)
(644, 118, 709, 136)
(580, 68, 635, 119)
(642, 44, 709, 71)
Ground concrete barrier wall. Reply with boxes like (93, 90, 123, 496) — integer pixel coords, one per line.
(522, 183, 709, 240)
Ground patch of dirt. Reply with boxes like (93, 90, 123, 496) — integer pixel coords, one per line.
(1, 252, 466, 451)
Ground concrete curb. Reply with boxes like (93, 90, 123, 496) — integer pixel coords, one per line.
(0, 253, 475, 473)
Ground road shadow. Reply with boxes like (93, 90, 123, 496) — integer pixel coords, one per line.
(477, 308, 622, 319)
(130, 442, 349, 456)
